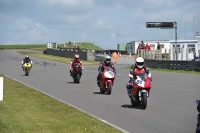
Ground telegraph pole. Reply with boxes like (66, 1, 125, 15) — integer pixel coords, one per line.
(174, 22, 178, 60)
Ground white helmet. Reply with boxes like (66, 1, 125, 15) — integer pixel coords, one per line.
(105, 55, 111, 64)
(136, 57, 144, 68)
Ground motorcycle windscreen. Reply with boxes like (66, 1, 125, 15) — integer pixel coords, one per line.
(134, 73, 151, 88)
(104, 67, 115, 78)
(73, 63, 80, 68)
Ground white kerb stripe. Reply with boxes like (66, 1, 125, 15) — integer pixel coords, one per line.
(0, 77, 3, 101)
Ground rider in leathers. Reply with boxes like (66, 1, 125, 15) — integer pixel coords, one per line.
(97, 55, 116, 86)
(126, 57, 151, 101)
(69, 54, 84, 76)
(21, 55, 33, 69)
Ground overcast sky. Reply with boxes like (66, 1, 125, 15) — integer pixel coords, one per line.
(0, 0, 200, 49)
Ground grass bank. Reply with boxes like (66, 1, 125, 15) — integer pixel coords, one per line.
(18, 52, 100, 65)
(124, 66, 200, 75)
(0, 44, 46, 51)
(0, 75, 122, 133)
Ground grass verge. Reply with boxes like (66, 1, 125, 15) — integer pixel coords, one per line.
(124, 66, 200, 75)
(0, 75, 122, 133)
(18, 52, 100, 65)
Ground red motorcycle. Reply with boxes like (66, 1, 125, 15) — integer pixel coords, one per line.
(71, 63, 82, 83)
(127, 69, 152, 109)
(99, 67, 116, 95)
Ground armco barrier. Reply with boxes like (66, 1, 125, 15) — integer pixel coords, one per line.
(95, 54, 105, 62)
(44, 49, 87, 60)
(145, 59, 200, 71)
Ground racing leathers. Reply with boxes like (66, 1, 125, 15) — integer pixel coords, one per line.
(127, 64, 151, 97)
(21, 58, 33, 69)
(69, 58, 84, 76)
(97, 60, 116, 86)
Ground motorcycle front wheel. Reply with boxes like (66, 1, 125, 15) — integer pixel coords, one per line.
(107, 82, 112, 95)
(141, 92, 147, 109)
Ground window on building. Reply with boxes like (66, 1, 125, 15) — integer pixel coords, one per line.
(172, 44, 181, 53)
(160, 44, 164, 48)
(173, 44, 180, 47)
(187, 44, 195, 53)
(150, 44, 155, 47)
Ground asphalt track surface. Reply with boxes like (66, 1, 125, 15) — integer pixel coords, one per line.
(0, 50, 199, 133)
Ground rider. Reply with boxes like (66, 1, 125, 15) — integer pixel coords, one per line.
(126, 57, 151, 98)
(197, 99, 200, 133)
(21, 55, 33, 69)
(69, 54, 84, 76)
(97, 55, 116, 86)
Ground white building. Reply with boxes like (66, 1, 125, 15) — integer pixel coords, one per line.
(169, 40, 199, 60)
(126, 40, 200, 60)
(47, 42, 57, 49)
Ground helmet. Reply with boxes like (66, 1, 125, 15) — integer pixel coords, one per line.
(105, 55, 111, 64)
(136, 57, 144, 68)
(25, 55, 29, 59)
(74, 54, 80, 61)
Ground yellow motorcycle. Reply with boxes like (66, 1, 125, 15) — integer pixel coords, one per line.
(23, 62, 32, 76)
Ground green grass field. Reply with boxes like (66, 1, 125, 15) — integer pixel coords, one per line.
(0, 44, 46, 50)
(0, 75, 122, 133)
(0, 42, 102, 51)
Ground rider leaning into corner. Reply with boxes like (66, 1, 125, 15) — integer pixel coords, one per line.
(21, 55, 33, 69)
(97, 55, 116, 86)
(69, 54, 84, 76)
(126, 57, 152, 99)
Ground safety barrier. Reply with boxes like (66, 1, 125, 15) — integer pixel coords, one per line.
(145, 59, 200, 71)
(95, 54, 105, 62)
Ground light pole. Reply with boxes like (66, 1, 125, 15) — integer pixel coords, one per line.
(174, 22, 178, 60)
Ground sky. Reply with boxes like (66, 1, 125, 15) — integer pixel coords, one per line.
(0, 0, 200, 49)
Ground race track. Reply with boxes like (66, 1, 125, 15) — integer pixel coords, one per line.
(0, 50, 199, 133)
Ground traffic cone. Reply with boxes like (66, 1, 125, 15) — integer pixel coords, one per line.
(124, 54, 126, 59)
(129, 53, 131, 59)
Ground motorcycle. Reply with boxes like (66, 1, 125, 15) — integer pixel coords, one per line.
(99, 67, 116, 95)
(196, 99, 200, 133)
(23, 62, 32, 76)
(71, 63, 82, 83)
(126, 70, 152, 109)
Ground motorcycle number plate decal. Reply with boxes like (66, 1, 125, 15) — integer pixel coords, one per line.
(135, 80, 144, 87)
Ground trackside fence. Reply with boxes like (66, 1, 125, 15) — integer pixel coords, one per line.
(145, 59, 200, 71)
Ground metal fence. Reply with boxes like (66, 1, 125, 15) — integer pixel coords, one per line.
(145, 59, 200, 71)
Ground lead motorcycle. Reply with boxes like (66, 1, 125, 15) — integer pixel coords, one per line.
(99, 67, 116, 95)
(126, 69, 152, 109)
(196, 99, 200, 133)
(71, 63, 82, 83)
(23, 62, 32, 76)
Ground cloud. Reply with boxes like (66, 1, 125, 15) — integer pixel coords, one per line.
(0, 0, 199, 49)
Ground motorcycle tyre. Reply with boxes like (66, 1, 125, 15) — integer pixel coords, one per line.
(141, 92, 147, 109)
(107, 82, 112, 95)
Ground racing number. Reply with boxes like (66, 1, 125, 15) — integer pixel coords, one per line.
(135, 80, 142, 85)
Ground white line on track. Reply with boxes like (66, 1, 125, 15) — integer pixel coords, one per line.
(3, 74, 129, 133)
